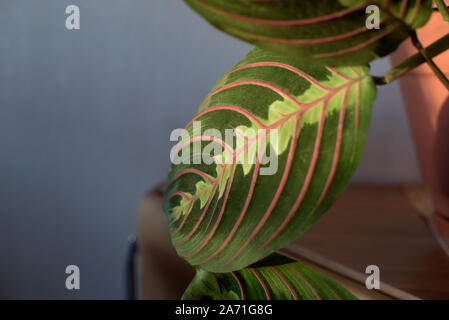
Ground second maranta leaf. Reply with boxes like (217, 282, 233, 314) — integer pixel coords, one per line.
(184, 0, 433, 66)
(183, 253, 358, 300)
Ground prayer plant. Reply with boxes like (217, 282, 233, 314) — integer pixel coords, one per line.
(162, 0, 449, 300)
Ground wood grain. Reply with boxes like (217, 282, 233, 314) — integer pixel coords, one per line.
(288, 184, 449, 299)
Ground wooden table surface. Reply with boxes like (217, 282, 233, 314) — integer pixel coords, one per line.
(139, 184, 449, 299)
(286, 185, 449, 300)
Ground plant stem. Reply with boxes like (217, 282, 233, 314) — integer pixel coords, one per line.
(410, 30, 449, 91)
(435, 0, 449, 23)
(372, 33, 449, 86)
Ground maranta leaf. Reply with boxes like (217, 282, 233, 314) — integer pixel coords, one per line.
(184, 0, 433, 65)
(183, 253, 357, 300)
(163, 48, 376, 272)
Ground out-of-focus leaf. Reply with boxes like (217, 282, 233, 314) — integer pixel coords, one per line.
(184, 0, 433, 65)
(183, 253, 358, 300)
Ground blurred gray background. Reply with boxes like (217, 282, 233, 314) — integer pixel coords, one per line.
(0, 1, 420, 299)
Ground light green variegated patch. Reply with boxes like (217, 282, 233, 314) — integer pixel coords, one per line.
(174, 193, 193, 223)
(183, 253, 358, 300)
(164, 48, 376, 272)
(169, 164, 231, 223)
(183, 0, 433, 66)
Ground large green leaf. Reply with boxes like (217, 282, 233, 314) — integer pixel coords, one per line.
(184, 0, 433, 65)
(163, 48, 376, 272)
(183, 253, 357, 300)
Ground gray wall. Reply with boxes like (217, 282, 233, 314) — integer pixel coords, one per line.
(0, 1, 420, 299)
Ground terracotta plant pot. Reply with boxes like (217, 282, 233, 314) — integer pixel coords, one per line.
(391, 12, 449, 249)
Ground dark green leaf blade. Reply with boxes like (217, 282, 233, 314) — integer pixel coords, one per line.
(183, 253, 358, 300)
(163, 48, 376, 272)
(184, 0, 433, 65)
